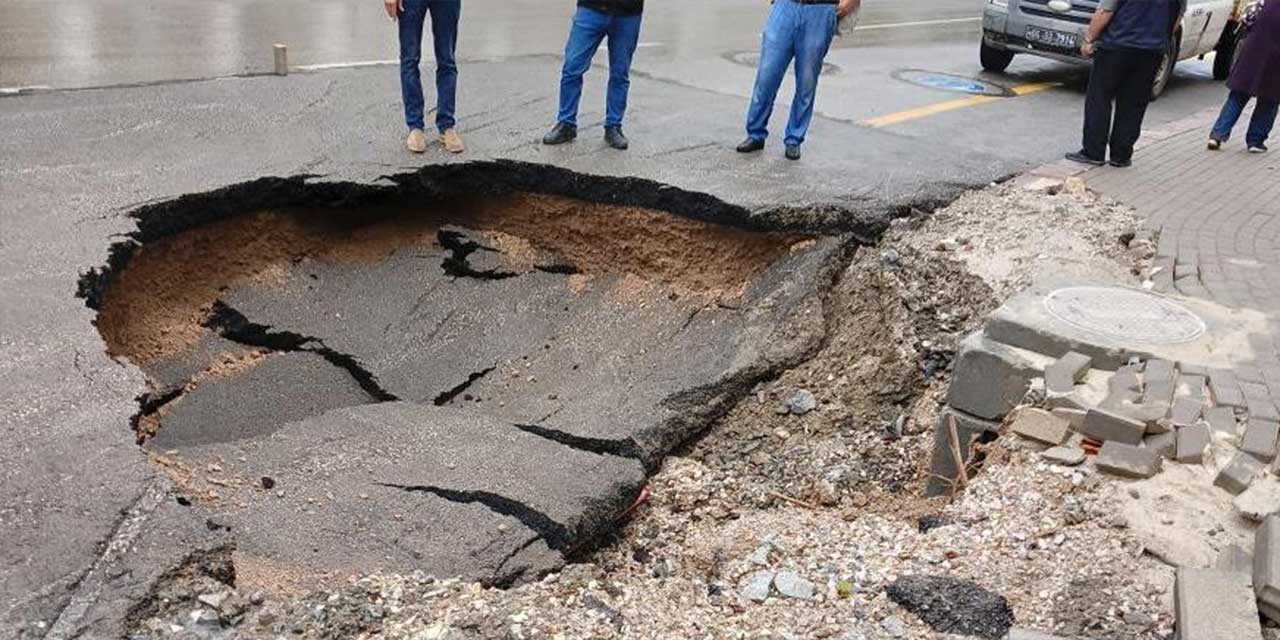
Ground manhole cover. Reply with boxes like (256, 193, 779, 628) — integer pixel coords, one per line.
(725, 51, 840, 76)
(1044, 286, 1206, 344)
(892, 69, 1013, 97)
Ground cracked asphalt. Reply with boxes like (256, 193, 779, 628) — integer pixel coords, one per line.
(0, 4, 1237, 636)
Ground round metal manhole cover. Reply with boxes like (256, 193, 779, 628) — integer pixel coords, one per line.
(725, 51, 840, 76)
(1044, 287, 1207, 344)
(892, 69, 1013, 97)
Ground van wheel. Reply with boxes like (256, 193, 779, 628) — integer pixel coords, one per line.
(980, 41, 1015, 72)
(1213, 27, 1238, 81)
(1151, 42, 1177, 99)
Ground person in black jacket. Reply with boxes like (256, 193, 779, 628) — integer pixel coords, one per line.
(542, 0, 645, 150)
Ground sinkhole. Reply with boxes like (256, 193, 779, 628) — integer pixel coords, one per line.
(78, 166, 853, 587)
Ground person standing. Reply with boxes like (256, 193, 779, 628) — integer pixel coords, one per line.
(736, 0, 860, 161)
(387, 0, 465, 154)
(542, 0, 645, 151)
(1208, 0, 1279, 153)
(1066, 0, 1185, 168)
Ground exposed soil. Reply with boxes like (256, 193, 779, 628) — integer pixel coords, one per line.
(96, 193, 803, 368)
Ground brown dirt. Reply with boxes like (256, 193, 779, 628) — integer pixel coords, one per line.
(97, 193, 801, 367)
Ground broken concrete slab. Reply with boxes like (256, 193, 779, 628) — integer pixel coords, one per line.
(1044, 351, 1091, 395)
(983, 282, 1268, 370)
(176, 401, 646, 586)
(1241, 418, 1280, 462)
(1204, 406, 1239, 436)
(1041, 445, 1086, 466)
(1257, 516, 1280, 624)
(1143, 431, 1177, 459)
(926, 407, 1001, 497)
(1050, 407, 1086, 430)
(1010, 408, 1070, 446)
(1174, 568, 1263, 640)
(1215, 454, 1265, 495)
(1176, 423, 1211, 464)
(1079, 407, 1146, 445)
(1234, 476, 1280, 522)
(1096, 441, 1162, 478)
(947, 331, 1047, 421)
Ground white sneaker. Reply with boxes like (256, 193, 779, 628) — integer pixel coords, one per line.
(1248, 144, 1269, 154)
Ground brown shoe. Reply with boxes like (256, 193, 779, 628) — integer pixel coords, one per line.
(406, 129, 428, 154)
(441, 128, 465, 154)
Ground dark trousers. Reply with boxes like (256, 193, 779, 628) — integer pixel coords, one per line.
(1082, 47, 1162, 162)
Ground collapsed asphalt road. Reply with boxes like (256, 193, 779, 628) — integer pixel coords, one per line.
(74, 164, 853, 596)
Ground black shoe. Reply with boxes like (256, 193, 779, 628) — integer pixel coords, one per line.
(1065, 150, 1105, 166)
(785, 145, 801, 161)
(604, 126, 629, 150)
(736, 138, 765, 153)
(542, 123, 577, 146)
(1108, 157, 1132, 168)
(1249, 143, 1269, 154)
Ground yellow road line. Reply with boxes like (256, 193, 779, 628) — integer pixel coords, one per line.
(861, 82, 1060, 128)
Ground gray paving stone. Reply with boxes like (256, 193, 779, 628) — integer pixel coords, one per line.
(1244, 387, 1280, 422)
(946, 332, 1041, 421)
(1241, 418, 1280, 462)
(1215, 454, 1264, 495)
(1179, 373, 1208, 399)
(1095, 441, 1162, 479)
(1050, 407, 1087, 430)
(1010, 408, 1070, 446)
(1210, 368, 1248, 409)
(1204, 406, 1239, 435)
(1041, 445, 1086, 466)
(1234, 476, 1280, 522)
(1256, 516, 1280, 624)
(1175, 423, 1211, 464)
(1215, 544, 1253, 574)
(1044, 351, 1092, 395)
(1143, 431, 1177, 459)
(1170, 396, 1204, 428)
(926, 407, 1001, 497)
(1174, 568, 1263, 640)
(1079, 407, 1147, 445)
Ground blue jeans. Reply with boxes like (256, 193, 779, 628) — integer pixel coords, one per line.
(399, 0, 460, 132)
(1211, 90, 1278, 147)
(745, 0, 837, 147)
(556, 7, 643, 129)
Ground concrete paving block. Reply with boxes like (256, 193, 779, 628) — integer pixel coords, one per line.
(1234, 476, 1280, 522)
(1045, 351, 1092, 395)
(1179, 373, 1208, 399)
(946, 331, 1043, 421)
(1095, 441, 1162, 479)
(1215, 454, 1264, 495)
(1050, 407, 1087, 430)
(1210, 368, 1248, 409)
(1256, 516, 1280, 623)
(1145, 358, 1176, 383)
(1180, 362, 1210, 378)
(1215, 544, 1253, 574)
(1170, 396, 1204, 428)
(1243, 385, 1280, 422)
(1241, 418, 1280, 462)
(1144, 378, 1177, 407)
(1175, 423, 1211, 464)
(1109, 366, 1143, 395)
(1010, 408, 1070, 446)
(1174, 568, 1263, 640)
(1041, 445, 1086, 466)
(1079, 407, 1146, 445)
(1143, 431, 1177, 459)
(1204, 406, 1239, 436)
(926, 407, 1001, 497)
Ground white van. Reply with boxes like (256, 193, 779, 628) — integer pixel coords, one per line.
(980, 0, 1257, 96)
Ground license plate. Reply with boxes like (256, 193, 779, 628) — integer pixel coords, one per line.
(1026, 26, 1078, 49)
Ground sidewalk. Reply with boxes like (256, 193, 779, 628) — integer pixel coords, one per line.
(1085, 106, 1280, 411)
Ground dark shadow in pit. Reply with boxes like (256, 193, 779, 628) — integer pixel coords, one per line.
(76, 162, 860, 590)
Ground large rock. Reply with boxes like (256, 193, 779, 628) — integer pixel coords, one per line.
(946, 332, 1045, 421)
(885, 575, 1014, 639)
(176, 402, 646, 586)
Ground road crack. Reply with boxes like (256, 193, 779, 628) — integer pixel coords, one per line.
(375, 483, 573, 552)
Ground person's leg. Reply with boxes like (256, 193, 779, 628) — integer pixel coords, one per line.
(1081, 48, 1122, 160)
(398, 0, 429, 131)
(1246, 97, 1279, 148)
(1108, 50, 1161, 163)
(1210, 90, 1250, 142)
(556, 7, 609, 128)
(427, 0, 461, 133)
(784, 3, 837, 148)
(744, 1, 797, 143)
(603, 13, 643, 128)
